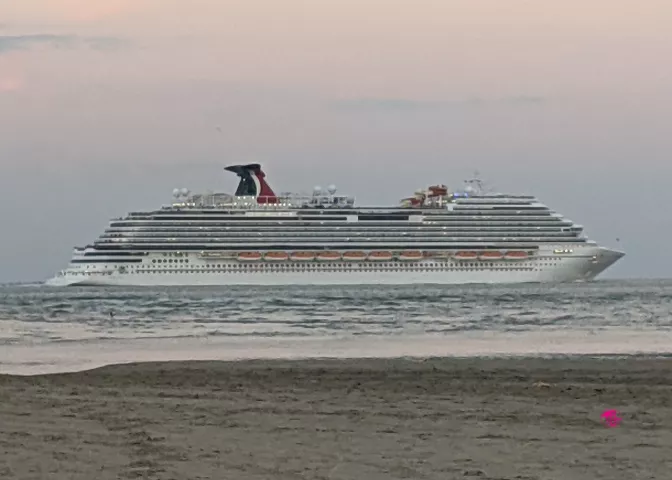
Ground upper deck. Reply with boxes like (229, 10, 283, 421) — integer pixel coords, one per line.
(160, 163, 538, 213)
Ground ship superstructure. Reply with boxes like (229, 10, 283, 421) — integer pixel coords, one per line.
(46, 164, 624, 286)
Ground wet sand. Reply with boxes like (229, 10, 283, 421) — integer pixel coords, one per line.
(1, 356, 671, 480)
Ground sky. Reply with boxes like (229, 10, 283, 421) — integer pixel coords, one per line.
(1, 0, 671, 282)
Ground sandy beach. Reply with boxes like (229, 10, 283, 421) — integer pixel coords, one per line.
(1, 356, 670, 480)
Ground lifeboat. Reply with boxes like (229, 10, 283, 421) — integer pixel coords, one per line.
(398, 250, 424, 261)
(264, 251, 289, 261)
(238, 252, 262, 262)
(342, 251, 367, 261)
(290, 251, 315, 261)
(479, 251, 504, 261)
(316, 251, 341, 261)
(505, 251, 529, 260)
(368, 251, 394, 261)
(454, 251, 478, 260)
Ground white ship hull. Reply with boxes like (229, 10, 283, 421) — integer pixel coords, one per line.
(45, 246, 623, 287)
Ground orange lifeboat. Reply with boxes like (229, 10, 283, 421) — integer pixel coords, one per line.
(480, 251, 504, 261)
(505, 251, 529, 260)
(454, 251, 478, 260)
(342, 251, 367, 261)
(398, 250, 424, 261)
(316, 251, 341, 262)
(290, 251, 315, 261)
(238, 252, 262, 262)
(368, 251, 394, 261)
(264, 251, 289, 261)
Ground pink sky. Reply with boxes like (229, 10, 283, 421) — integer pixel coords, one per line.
(2, 0, 670, 164)
(3, 0, 672, 98)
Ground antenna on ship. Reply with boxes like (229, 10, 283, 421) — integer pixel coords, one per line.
(463, 170, 494, 195)
(463, 170, 481, 195)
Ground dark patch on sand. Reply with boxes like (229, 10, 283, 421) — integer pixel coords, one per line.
(1, 356, 671, 479)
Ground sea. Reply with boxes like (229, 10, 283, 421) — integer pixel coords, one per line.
(1, 279, 671, 375)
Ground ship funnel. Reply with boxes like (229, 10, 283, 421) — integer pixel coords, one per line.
(224, 164, 278, 204)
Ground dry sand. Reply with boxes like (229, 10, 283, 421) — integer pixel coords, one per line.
(1, 356, 671, 480)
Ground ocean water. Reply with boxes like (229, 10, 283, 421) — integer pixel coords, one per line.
(1, 279, 671, 374)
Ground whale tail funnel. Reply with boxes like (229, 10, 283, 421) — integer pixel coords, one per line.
(224, 164, 278, 204)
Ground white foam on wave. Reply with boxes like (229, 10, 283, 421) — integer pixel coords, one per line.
(2, 328, 672, 375)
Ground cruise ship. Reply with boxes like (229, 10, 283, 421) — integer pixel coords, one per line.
(46, 164, 624, 286)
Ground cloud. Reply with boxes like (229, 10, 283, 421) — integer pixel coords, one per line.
(0, 34, 127, 55)
(333, 96, 546, 112)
